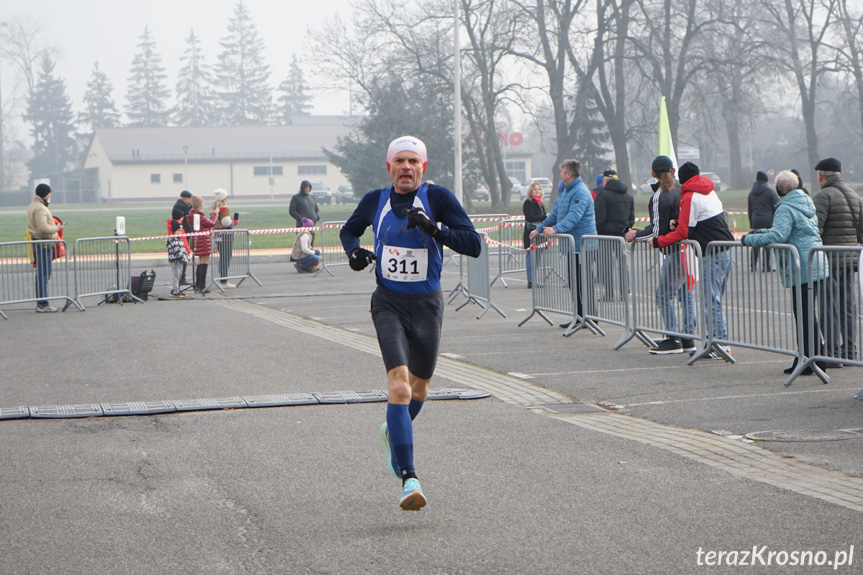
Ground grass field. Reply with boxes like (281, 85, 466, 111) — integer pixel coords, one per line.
(0, 189, 753, 253)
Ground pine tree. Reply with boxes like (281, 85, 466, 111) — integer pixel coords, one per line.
(24, 54, 78, 177)
(276, 54, 313, 123)
(79, 61, 121, 133)
(325, 74, 455, 193)
(125, 26, 171, 127)
(174, 28, 216, 126)
(213, 1, 273, 125)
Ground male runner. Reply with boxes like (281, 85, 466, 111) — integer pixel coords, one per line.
(340, 136, 481, 510)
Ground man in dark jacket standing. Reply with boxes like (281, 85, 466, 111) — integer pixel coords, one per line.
(594, 171, 634, 300)
(171, 190, 193, 285)
(290, 180, 320, 228)
(747, 171, 779, 271)
(813, 157, 863, 363)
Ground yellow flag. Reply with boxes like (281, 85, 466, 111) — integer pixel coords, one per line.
(658, 97, 677, 171)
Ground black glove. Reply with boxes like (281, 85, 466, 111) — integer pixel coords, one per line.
(405, 208, 439, 236)
(739, 234, 748, 246)
(349, 248, 375, 271)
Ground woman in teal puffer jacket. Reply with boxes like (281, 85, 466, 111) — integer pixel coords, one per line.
(741, 169, 829, 375)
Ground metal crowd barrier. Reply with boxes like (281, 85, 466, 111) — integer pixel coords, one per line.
(209, 229, 262, 292)
(314, 220, 348, 277)
(447, 253, 470, 304)
(574, 235, 630, 344)
(491, 219, 526, 287)
(456, 233, 505, 319)
(809, 245, 863, 376)
(703, 242, 805, 377)
(618, 240, 705, 354)
(518, 233, 579, 330)
(447, 214, 509, 268)
(73, 236, 141, 309)
(0, 240, 81, 318)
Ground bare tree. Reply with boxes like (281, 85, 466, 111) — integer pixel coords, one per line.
(699, 0, 772, 187)
(833, 0, 863, 146)
(510, 0, 588, 187)
(758, 0, 836, 185)
(459, 0, 524, 208)
(0, 15, 55, 100)
(628, 0, 715, 152)
(566, 0, 638, 186)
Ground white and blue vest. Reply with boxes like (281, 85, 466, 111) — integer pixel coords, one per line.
(373, 184, 443, 294)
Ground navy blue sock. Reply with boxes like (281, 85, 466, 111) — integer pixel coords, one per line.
(409, 399, 424, 421)
(386, 403, 414, 479)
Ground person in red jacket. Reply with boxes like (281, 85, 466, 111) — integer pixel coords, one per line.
(186, 195, 219, 293)
(654, 162, 735, 360)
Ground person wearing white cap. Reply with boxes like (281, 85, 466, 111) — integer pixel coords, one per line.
(210, 189, 237, 288)
(340, 135, 481, 511)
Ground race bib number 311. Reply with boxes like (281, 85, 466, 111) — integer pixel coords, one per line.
(383, 246, 428, 282)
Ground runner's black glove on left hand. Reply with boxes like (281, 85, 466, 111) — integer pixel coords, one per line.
(405, 208, 439, 236)
(349, 248, 375, 271)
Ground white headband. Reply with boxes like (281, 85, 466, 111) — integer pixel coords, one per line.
(386, 136, 427, 171)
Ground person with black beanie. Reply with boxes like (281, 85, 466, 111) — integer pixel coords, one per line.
(26, 183, 65, 312)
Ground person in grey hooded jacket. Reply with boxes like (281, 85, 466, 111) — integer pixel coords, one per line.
(741, 170, 829, 375)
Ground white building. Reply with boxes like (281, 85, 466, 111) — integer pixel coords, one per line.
(82, 119, 357, 203)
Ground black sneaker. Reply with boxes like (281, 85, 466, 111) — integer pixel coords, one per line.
(680, 338, 697, 352)
(649, 338, 683, 354)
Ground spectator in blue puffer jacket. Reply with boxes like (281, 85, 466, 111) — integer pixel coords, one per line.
(529, 159, 597, 324)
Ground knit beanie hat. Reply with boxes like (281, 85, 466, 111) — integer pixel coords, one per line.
(301, 217, 314, 227)
(35, 183, 51, 198)
(213, 189, 228, 201)
(678, 162, 700, 184)
(756, 171, 768, 182)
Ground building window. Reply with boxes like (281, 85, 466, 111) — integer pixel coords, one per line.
(253, 166, 284, 176)
(298, 165, 327, 175)
(173, 173, 183, 183)
(151, 174, 161, 184)
(505, 161, 527, 184)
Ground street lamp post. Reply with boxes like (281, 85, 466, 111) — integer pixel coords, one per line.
(182, 145, 188, 188)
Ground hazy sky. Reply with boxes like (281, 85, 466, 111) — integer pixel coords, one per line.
(2, 0, 351, 117)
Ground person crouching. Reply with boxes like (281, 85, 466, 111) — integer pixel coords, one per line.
(291, 218, 321, 273)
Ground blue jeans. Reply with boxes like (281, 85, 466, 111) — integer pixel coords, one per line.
(525, 251, 533, 284)
(703, 249, 732, 340)
(656, 251, 696, 336)
(35, 243, 53, 307)
(296, 250, 320, 272)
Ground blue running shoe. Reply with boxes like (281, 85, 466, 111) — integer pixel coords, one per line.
(380, 422, 399, 478)
(399, 478, 427, 511)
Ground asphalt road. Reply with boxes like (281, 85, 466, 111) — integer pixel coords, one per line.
(0, 255, 861, 574)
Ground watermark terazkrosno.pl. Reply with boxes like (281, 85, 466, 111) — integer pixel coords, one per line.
(696, 545, 854, 569)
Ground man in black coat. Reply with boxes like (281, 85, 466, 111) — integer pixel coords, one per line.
(594, 172, 635, 300)
(747, 171, 779, 271)
(171, 190, 193, 285)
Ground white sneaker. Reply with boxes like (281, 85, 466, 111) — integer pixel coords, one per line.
(36, 305, 58, 313)
(220, 282, 237, 288)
